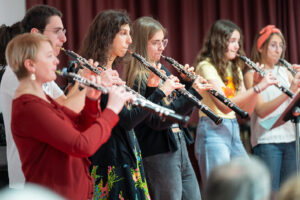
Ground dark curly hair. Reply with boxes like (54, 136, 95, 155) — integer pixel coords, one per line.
(0, 22, 24, 67)
(194, 19, 245, 90)
(79, 10, 131, 67)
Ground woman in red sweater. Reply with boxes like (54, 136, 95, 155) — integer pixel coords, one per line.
(5, 33, 132, 199)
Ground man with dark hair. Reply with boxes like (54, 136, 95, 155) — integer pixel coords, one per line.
(205, 156, 271, 200)
(0, 5, 84, 189)
(22, 5, 62, 33)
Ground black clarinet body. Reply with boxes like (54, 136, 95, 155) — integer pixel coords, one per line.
(61, 48, 147, 100)
(279, 58, 297, 76)
(161, 55, 249, 118)
(62, 48, 103, 74)
(239, 55, 295, 99)
(130, 51, 223, 125)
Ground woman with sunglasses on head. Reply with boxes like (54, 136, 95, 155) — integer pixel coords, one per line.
(193, 19, 278, 188)
(244, 25, 300, 191)
(122, 16, 211, 200)
(80, 11, 183, 200)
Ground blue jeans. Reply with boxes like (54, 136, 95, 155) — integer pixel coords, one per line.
(143, 131, 201, 200)
(194, 117, 248, 185)
(253, 142, 297, 191)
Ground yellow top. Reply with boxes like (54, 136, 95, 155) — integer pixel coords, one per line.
(195, 58, 243, 119)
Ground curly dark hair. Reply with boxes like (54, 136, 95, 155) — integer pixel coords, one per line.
(194, 19, 245, 90)
(0, 21, 24, 67)
(79, 10, 131, 67)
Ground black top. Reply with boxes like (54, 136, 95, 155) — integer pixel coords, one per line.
(134, 65, 203, 157)
(90, 87, 168, 199)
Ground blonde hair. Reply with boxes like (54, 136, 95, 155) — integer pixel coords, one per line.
(278, 175, 300, 200)
(206, 156, 271, 200)
(5, 33, 52, 80)
(122, 16, 166, 92)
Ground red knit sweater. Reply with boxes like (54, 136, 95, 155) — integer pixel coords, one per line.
(11, 94, 119, 200)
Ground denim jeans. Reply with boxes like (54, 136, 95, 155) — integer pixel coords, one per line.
(253, 142, 297, 191)
(194, 117, 248, 186)
(143, 131, 201, 200)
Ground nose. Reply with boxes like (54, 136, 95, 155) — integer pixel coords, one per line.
(59, 32, 67, 43)
(158, 44, 165, 51)
(234, 41, 239, 50)
(275, 46, 282, 53)
(127, 35, 132, 44)
(54, 56, 59, 65)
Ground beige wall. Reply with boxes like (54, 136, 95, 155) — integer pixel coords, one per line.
(0, 0, 26, 26)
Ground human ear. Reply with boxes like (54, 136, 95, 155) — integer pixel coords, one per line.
(24, 59, 36, 74)
(30, 28, 40, 34)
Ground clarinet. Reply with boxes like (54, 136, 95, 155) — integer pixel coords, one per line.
(279, 58, 297, 76)
(239, 55, 295, 99)
(57, 68, 109, 93)
(57, 68, 190, 124)
(61, 48, 103, 74)
(161, 55, 249, 119)
(129, 50, 223, 125)
(61, 48, 147, 100)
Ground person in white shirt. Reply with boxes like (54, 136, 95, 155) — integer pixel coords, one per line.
(0, 5, 85, 189)
(244, 25, 300, 191)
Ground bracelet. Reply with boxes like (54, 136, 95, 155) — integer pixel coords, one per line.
(253, 85, 261, 93)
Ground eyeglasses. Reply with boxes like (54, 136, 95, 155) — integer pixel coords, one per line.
(268, 43, 284, 51)
(40, 28, 66, 37)
(150, 39, 168, 49)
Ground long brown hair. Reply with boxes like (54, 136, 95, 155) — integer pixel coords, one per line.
(251, 32, 286, 64)
(194, 19, 245, 90)
(122, 16, 166, 92)
(79, 10, 131, 67)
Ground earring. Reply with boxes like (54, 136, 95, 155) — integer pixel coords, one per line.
(30, 73, 36, 81)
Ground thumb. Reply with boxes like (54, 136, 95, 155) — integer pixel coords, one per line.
(156, 63, 161, 69)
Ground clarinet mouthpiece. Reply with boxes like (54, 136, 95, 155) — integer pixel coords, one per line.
(56, 70, 62, 75)
(237, 54, 246, 60)
(56, 68, 68, 76)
